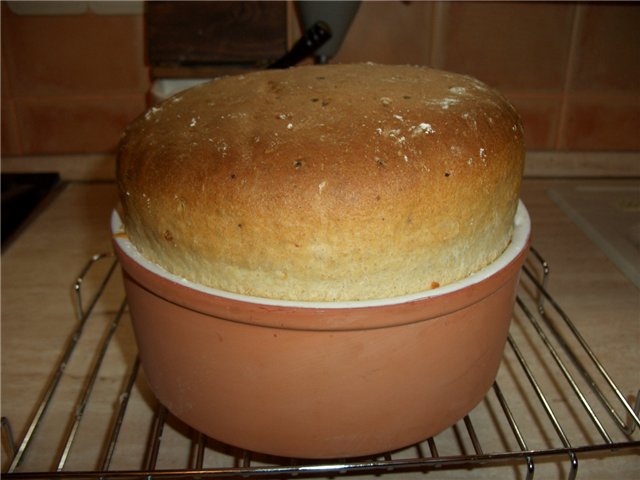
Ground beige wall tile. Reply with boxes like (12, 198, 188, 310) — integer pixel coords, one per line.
(1, 43, 13, 99)
(571, 3, 640, 93)
(3, 7, 149, 96)
(562, 96, 640, 151)
(333, 1, 432, 65)
(506, 95, 562, 150)
(439, 1, 575, 91)
(15, 95, 147, 154)
(1, 99, 23, 155)
(1, 36, 21, 155)
(1, 1, 149, 155)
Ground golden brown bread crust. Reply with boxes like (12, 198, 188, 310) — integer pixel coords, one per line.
(117, 63, 524, 301)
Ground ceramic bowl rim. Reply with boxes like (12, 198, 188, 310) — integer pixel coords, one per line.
(111, 200, 530, 310)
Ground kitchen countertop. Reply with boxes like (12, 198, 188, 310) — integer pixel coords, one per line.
(1, 178, 639, 478)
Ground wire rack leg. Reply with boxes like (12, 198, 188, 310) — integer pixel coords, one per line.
(56, 298, 128, 471)
(192, 431, 206, 470)
(492, 381, 536, 480)
(567, 452, 578, 480)
(144, 404, 168, 472)
(99, 355, 141, 474)
(515, 295, 613, 444)
(1, 417, 17, 460)
(6, 255, 117, 473)
(522, 260, 640, 435)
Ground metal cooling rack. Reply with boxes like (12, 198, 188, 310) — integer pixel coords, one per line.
(2, 247, 639, 479)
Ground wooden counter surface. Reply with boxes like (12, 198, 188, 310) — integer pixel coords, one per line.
(1, 179, 638, 478)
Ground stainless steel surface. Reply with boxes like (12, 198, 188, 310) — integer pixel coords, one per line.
(2, 248, 639, 478)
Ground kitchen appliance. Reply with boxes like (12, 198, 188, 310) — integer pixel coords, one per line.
(1, 173, 60, 250)
(295, 0, 360, 64)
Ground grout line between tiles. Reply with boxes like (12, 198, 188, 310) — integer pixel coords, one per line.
(429, 0, 447, 69)
(555, 3, 585, 150)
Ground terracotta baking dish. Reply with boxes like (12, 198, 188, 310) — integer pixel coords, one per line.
(112, 201, 531, 459)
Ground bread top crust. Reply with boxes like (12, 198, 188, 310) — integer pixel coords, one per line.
(117, 63, 525, 301)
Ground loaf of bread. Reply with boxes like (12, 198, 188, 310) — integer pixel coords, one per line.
(116, 63, 524, 301)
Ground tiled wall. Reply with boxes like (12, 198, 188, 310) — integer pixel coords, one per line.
(1, 2, 149, 156)
(2, 1, 639, 157)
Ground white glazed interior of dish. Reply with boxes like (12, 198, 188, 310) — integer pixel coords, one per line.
(112, 200, 530, 309)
